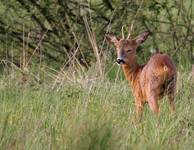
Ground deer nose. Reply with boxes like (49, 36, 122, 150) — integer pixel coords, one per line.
(116, 58, 125, 64)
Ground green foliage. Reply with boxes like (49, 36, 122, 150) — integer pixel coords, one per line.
(0, 0, 193, 70)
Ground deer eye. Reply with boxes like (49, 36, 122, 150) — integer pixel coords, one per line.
(127, 49, 133, 52)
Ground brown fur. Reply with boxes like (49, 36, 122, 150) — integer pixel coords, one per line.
(106, 31, 177, 117)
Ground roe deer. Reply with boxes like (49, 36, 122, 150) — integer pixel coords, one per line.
(106, 30, 177, 117)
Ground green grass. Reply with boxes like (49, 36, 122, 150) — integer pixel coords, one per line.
(0, 71, 194, 150)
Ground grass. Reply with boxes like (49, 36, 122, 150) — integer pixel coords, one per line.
(0, 69, 194, 150)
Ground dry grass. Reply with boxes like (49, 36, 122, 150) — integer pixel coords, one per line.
(0, 64, 193, 150)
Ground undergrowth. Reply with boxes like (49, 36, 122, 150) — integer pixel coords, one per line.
(0, 69, 194, 150)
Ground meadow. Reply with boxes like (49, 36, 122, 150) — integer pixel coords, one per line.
(0, 66, 193, 150)
(0, 1, 194, 149)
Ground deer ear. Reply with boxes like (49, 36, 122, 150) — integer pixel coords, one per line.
(135, 31, 150, 45)
(105, 34, 119, 44)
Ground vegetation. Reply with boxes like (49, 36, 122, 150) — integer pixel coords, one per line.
(0, 70, 194, 149)
(0, 0, 194, 149)
(0, 0, 194, 70)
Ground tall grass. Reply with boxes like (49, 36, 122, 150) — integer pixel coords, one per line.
(0, 67, 193, 150)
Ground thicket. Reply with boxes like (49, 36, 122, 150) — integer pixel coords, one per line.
(0, 0, 193, 74)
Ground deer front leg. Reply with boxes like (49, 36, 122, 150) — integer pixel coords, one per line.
(135, 99, 144, 119)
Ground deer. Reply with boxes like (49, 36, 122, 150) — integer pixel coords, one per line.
(105, 29, 177, 118)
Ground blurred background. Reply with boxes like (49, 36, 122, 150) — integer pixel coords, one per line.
(0, 0, 194, 82)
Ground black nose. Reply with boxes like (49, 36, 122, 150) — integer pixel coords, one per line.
(116, 59, 125, 64)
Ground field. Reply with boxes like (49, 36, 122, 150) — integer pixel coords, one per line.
(0, 68, 193, 150)
(1, 0, 194, 150)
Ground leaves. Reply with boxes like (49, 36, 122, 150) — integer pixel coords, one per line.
(0, 0, 193, 69)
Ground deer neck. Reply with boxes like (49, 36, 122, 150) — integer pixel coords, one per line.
(121, 58, 140, 85)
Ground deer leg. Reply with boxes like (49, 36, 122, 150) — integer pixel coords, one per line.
(135, 100, 144, 119)
(168, 94, 175, 115)
(148, 96, 160, 116)
(146, 80, 161, 116)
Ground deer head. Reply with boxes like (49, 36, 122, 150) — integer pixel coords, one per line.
(105, 31, 150, 65)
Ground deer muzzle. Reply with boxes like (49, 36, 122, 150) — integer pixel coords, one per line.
(116, 58, 125, 64)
